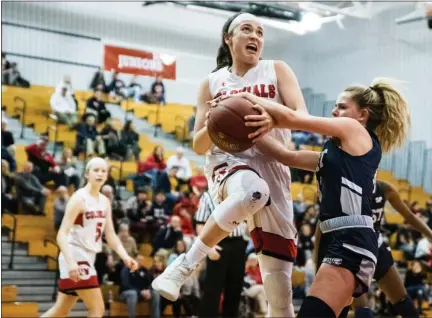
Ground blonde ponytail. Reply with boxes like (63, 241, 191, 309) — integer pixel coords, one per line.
(370, 78, 410, 152)
(345, 78, 410, 153)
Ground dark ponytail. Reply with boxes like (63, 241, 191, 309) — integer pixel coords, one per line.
(212, 12, 243, 73)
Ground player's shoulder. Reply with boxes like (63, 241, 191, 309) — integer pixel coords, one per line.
(98, 193, 111, 206)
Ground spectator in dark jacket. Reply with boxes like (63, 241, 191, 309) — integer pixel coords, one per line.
(100, 119, 124, 159)
(107, 71, 126, 102)
(121, 120, 140, 161)
(152, 215, 183, 256)
(119, 254, 151, 318)
(25, 136, 67, 188)
(15, 162, 50, 214)
(89, 68, 106, 92)
(126, 188, 153, 243)
(74, 114, 105, 157)
(86, 89, 111, 124)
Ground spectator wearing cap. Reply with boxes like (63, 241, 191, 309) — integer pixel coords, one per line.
(53, 186, 69, 230)
(166, 147, 192, 186)
(25, 136, 68, 188)
(50, 83, 77, 127)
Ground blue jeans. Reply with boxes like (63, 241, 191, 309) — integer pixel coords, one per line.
(121, 290, 139, 318)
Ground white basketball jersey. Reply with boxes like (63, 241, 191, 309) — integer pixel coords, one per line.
(206, 60, 292, 173)
(68, 188, 109, 253)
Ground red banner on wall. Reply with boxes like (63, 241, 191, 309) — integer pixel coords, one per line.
(103, 44, 176, 80)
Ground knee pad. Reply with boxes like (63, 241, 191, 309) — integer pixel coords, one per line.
(240, 177, 270, 213)
(263, 271, 292, 310)
(213, 172, 270, 233)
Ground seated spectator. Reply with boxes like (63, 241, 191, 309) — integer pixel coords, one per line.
(1, 53, 11, 84)
(104, 167, 118, 198)
(90, 68, 107, 92)
(107, 71, 126, 103)
(120, 120, 141, 161)
(123, 75, 142, 102)
(127, 187, 153, 242)
(3, 62, 30, 87)
(86, 89, 111, 124)
(174, 206, 194, 239)
(132, 146, 166, 191)
(2, 118, 15, 153)
(244, 253, 267, 315)
(59, 148, 80, 190)
(119, 254, 152, 318)
(110, 223, 138, 264)
(152, 215, 183, 256)
(95, 245, 120, 285)
(190, 167, 207, 195)
(25, 136, 67, 188)
(138, 145, 166, 174)
(15, 162, 50, 214)
(151, 75, 166, 105)
(100, 119, 124, 159)
(1, 145, 16, 173)
(53, 186, 69, 230)
(188, 107, 196, 137)
(1, 160, 17, 214)
(405, 261, 429, 315)
(154, 166, 179, 199)
(50, 84, 77, 127)
(102, 185, 126, 229)
(74, 114, 106, 157)
(166, 147, 192, 186)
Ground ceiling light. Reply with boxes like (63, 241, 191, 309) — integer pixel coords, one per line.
(301, 12, 322, 31)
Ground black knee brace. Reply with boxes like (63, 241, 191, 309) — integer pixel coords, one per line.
(298, 296, 336, 318)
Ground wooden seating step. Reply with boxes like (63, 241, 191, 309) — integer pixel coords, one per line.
(2, 302, 39, 317)
(2, 285, 17, 302)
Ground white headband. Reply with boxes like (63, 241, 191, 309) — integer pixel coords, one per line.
(228, 13, 263, 33)
(85, 157, 108, 172)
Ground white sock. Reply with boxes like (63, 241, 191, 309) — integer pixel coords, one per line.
(185, 237, 212, 264)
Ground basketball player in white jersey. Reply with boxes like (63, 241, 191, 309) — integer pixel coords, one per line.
(42, 158, 138, 318)
(152, 12, 307, 317)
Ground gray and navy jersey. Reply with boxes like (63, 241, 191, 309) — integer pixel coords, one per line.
(316, 130, 382, 223)
(371, 181, 388, 231)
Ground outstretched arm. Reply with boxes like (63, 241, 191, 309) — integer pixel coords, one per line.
(242, 94, 371, 156)
(382, 181, 432, 242)
(255, 135, 319, 172)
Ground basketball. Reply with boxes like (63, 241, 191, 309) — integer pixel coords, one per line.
(207, 96, 259, 153)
